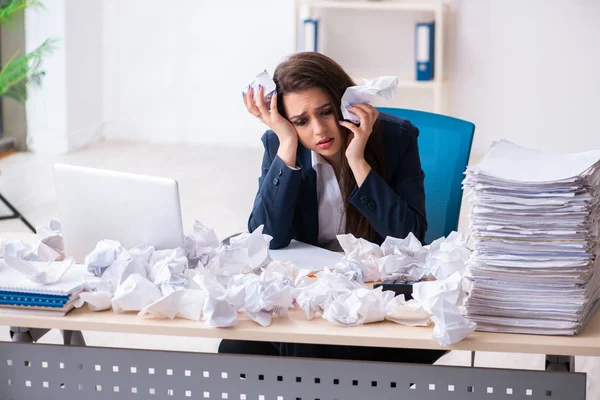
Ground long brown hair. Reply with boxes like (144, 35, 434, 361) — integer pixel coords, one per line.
(273, 52, 387, 241)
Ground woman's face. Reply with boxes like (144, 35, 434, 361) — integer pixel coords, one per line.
(283, 87, 343, 161)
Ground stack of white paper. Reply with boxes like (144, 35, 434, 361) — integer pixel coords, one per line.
(463, 140, 600, 335)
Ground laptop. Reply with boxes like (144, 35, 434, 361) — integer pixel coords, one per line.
(53, 164, 185, 262)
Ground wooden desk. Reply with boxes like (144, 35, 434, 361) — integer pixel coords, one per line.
(0, 232, 593, 400)
(2, 232, 600, 356)
(1, 306, 600, 357)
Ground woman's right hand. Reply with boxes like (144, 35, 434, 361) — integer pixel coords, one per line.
(244, 85, 298, 167)
(244, 86, 298, 146)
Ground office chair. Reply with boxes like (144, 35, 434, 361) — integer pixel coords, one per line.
(377, 107, 475, 244)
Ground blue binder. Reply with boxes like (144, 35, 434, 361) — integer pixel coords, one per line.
(415, 21, 435, 81)
(303, 18, 319, 52)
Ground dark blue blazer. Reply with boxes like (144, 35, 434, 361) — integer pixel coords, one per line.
(248, 112, 427, 249)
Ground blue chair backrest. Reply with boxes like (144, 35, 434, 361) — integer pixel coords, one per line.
(377, 108, 475, 244)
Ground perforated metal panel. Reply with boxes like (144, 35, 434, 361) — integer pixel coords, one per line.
(0, 341, 585, 400)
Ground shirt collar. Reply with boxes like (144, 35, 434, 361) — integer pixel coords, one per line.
(311, 150, 329, 169)
(311, 150, 346, 184)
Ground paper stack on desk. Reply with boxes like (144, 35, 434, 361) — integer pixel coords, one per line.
(463, 140, 600, 335)
(0, 261, 96, 316)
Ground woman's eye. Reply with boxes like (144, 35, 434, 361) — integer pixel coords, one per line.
(321, 109, 333, 116)
(294, 119, 308, 126)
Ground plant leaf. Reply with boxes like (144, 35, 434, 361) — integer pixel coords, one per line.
(0, 0, 43, 26)
(0, 38, 56, 102)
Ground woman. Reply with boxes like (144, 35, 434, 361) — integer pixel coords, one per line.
(220, 52, 444, 364)
(246, 53, 427, 251)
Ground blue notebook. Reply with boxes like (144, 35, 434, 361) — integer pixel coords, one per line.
(0, 291, 70, 308)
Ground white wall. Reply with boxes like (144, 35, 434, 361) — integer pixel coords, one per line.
(102, 0, 295, 146)
(451, 0, 600, 161)
(100, 0, 600, 158)
(25, 0, 103, 153)
(33, 1, 599, 155)
(65, 0, 104, 151)
(101, 2, 438, 146)
(25, 0, 69, 153)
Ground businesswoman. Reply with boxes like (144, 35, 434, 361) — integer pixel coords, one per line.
(220, 52, 444, 364)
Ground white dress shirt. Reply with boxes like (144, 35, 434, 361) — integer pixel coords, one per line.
(311, 151, 346, 248)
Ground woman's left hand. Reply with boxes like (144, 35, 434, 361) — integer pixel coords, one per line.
(340, 103, 379, 165)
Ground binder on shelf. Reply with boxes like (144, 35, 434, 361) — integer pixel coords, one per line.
(303, 18, 319, 52)
(415, 21, 435, 81)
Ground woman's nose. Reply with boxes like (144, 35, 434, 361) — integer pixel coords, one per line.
(313, 119, 327, 135)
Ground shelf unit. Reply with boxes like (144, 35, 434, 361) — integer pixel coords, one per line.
(294, 0, 449, 114)
(352, 76, 440, 90)
(300, 1, 443, 11)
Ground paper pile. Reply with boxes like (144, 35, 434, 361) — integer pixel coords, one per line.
(337, 231, 471, 282)
(463, 140, 600, 334)
(1, 216, 477, 345)
(285, 232, 476, 345)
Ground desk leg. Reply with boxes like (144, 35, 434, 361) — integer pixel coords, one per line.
(61, 330, 86, 346)
(9, 329, 33, 343)
(546, 355, 575, 372)
(9, 327, 50, 343)
(10, 327, 86, 346)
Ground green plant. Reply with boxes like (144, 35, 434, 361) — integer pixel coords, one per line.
(0, 0, 40, 24)
(0, 0, 54, 102)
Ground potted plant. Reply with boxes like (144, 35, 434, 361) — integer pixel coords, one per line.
(0, 0, 52, 231)
(0, 0, 54, 151)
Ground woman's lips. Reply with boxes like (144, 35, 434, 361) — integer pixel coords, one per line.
(317, 137, 334, 149)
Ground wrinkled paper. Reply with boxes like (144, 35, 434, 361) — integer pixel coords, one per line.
(139, 288, 206, 321)
(207, 226, 272, 285)
(244, 69, 276, 106)
(183, 220, 220, 267)
(385, 295, 431, 326)
(323, 286, 393, 326)
(85, 239, 123, 277)
(3, 256, 75, 285)
(341, 76, 398, 123)
(337, 234, 383, 282)
(2, 240, 42, 262)
(412, 272, 476, 346)
(35, 218, 64, 261)
(112, 273, 162, 313)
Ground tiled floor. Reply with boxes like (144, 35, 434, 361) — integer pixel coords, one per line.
(0, 140, 597, 398)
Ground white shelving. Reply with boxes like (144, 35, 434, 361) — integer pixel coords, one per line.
(294, 0, 449, 114)
(352, 77, 443, 90)
(301, 1, 444, 12)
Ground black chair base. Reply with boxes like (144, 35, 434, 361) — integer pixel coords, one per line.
(0, 192, 35, 232)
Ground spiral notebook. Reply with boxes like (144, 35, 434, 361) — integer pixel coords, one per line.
(0, 262, 93, 296)
(0, 292, 70, 307)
